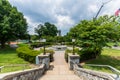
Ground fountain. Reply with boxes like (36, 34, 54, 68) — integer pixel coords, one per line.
(52, 44, 67, 51)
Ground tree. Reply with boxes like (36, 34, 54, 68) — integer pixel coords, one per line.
(0, 0, 28, 48)
(35, 22, 58, 38)
(31, 35, 39, 41)
(68, 15, 120, 61)
(35, 24, 44, 39)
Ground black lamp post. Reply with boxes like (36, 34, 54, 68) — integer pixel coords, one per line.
(72, 39, 75, 55)
(42, 39, 46, 55)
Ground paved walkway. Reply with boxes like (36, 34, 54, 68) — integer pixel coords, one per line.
(39, 51, 80, 80)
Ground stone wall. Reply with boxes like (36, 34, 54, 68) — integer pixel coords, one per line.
(0, 64, 45, 80)
(73, 64, 115, 80)
(68, 54, 79, 70)
(36, 54, 50, 70)
(68, 55, 115, 80)
(0, 53, 50, 80)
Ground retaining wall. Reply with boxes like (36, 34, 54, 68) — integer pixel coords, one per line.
(0, 64, 45, 80)
(74, 64, 115, 80)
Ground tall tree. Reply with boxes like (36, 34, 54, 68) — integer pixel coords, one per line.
(35, 22, 58, 38)
(0, 0, 28, 48)
(35, 24, 44, 39)
(68, 15, 120, 61)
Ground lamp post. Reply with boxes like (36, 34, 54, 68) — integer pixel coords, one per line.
(72, 39, 75, 55)
(42, 39, 46, 55)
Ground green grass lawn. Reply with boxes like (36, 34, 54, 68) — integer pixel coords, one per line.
(84, 48, 120, 74)
(107, 42, 120, 46)
(0, 47, 31, 73)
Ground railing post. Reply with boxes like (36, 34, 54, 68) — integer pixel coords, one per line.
(0, 66, 4, 72)
(36, 54, 50, 70)
(68, 54, 80, 70)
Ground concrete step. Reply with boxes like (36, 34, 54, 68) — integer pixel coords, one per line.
(38, 51, 81, 80)
(39, 75, 81, 80)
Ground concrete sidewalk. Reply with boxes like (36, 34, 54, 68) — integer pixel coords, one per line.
(39, 51, 81, 80)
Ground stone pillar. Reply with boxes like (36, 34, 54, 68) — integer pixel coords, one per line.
(36, 54, 50, 70)
(36, 56, 39, 64)
(68, 54, 80, 70)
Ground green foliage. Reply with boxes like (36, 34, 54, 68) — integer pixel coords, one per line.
(83, 65, 114, 74)
(79, 47, 101, 62)
(64, 48, 79, 62)
(47, 49, 54, 62)
(45, 36, 67, 44)
(42, 36, 56, 43)
(31, 35, 39, 40)
(0, 0, 28, 48)
(31, 42, 44, 48)
(64, 49, 72, 62)
(40, 48, 55, 62)
(35, 22, 58, 38)
(17, 43, 29, 47)
(17, 45, 54, 63)
(55, 36, 65, 43)
(0, 47, 30, 73)
(67, 15, 120, 61)
(16, 46, 40, 63)
(84, 48, 120, 72)
(31, 42, 52, 48)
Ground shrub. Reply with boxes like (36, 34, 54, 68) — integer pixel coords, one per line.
(79, 47, 102, 62)
(64, 52, 70, 62)
(31, 42, 52, 48)
(17, 43, 29, 47)
(16, 46, 40, 63)
(31, 42, 44, 48)
(64, 48, 79, 62)
(46, 49, 54, 62)
(65, 42, 73, 46)
(65, 49, 70, 62)
(40, 48, 55, 62)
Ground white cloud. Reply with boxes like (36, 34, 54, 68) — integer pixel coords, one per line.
(24, 16, 39, 35)
(55, 15, 75, 29)
(8, 0, 120, 35)
(88, 4, 98, 13)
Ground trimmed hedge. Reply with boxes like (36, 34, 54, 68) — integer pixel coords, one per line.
(16, 46, 40, 63)
(65, 48, 79, 62)
(65, 49, 72, 62)
(79, 47, 101, 62)
(40, 49, 55, 62)
(31, 42, 52, 48)
(47, 49, 54, 62)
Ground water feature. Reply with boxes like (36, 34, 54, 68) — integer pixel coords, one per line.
(52, 45, 67, 51)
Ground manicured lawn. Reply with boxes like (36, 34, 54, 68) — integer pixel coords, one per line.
(107, 42, 120, 46)
(84, 48, 120, 73)
(0, 47, 31, 73)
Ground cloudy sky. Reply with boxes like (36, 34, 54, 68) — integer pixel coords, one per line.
(8, 0, 120, 35)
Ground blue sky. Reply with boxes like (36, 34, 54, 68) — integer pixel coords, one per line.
(8, 0, 120, 35)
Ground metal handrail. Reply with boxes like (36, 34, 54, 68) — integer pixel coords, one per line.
(85, 64, 120, 80)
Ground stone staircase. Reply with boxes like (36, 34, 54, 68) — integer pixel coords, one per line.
(39, 51, 81, 80)
(0, 50, 118, 80)
(39, 65, 81, 80)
